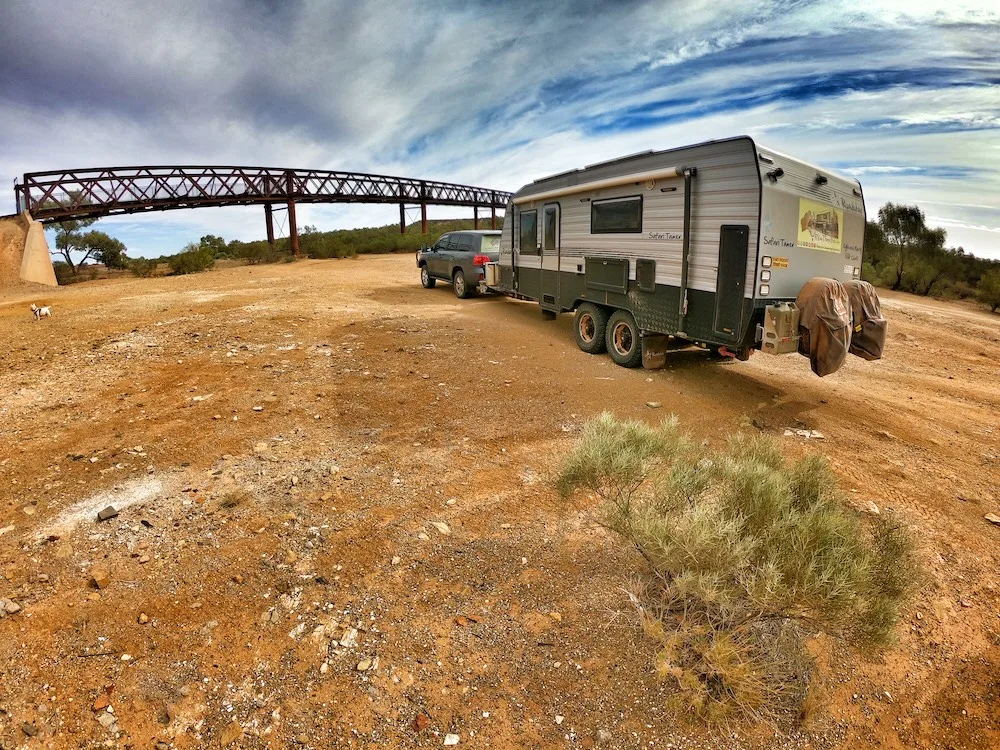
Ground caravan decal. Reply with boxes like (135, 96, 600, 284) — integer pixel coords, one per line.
(797, 198, 843, 253)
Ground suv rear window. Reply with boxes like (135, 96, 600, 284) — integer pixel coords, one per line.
(481, 235, 500, 252)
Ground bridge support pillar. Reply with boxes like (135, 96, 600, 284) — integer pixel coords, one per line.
(473, 206, 479, 230)
(491, 205, 496, 230)
(287, 200, 299, 257)
(421, 202, 427, 234)
(400, 203, 406, 234)
(285, 171, 300, 257)
(264, 203, 275, 250)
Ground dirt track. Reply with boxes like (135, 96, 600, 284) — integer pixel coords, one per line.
(1, 255, 998, 749)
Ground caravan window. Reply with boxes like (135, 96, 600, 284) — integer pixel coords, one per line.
(543, 206, 557, 252)
(591, 196, 642, 234)
(519, 210, 538, 255)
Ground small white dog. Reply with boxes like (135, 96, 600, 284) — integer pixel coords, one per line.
(30, 303, 52, 321)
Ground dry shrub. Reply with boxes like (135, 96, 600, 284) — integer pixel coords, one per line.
(558, 413, 919, 722)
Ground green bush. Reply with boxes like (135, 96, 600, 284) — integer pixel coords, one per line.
(168, 243, 215, 275)
(558, 414, 919, 722)
(978, 269, 1000, 312)
(129, 258, 158, 277)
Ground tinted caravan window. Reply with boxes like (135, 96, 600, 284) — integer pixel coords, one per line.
(519, 210, 538, 255)
(591, 196, 642, 233)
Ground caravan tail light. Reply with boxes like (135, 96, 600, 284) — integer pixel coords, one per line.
(473, 254, 491, 266)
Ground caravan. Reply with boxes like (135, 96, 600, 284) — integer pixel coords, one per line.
(483, 136, 884, 375)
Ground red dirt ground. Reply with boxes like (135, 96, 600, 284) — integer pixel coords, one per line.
(0, 255, 997, 749)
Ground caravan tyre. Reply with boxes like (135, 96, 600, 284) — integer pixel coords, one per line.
(574, 303, 608, 354)
(606, 310, 642, 368)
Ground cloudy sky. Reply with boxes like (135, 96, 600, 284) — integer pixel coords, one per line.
(1, 0, 998, 258)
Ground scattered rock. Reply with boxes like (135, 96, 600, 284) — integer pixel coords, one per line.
(22, 505, 35, 516)
(138, 612, 149, 624)
(340, 628, 358, 648)
(21, 722, 39, 736)
(985, 513, 1000, 526)
(596, 728, 613, 744)
(417, 532, 430, 541)
(443, 734, 460, 746)
(391, 556, 401, 565)
(645, 401, 662, 408)
(220, 719, 243, 746)
(549, 611, 562, 622)
(96, 506, 119, 522)
(138, 554, 150, 564)
(1, 599, 21, 615)
(252, 406, 264, 412)
(430, 521, 450, 535)
(413, 713, 431, 731)
(90, 565, 111, 589)
(555, 715, 565, 725)
(866, 501, 881, 515)
(92, 694, 110, 712)
(356, 658, 372, 671)
(96, 711, 116, 729)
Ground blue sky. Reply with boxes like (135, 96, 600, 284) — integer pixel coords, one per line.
(1, 0, 998, 259)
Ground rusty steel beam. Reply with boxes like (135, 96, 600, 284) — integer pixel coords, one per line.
(286, 172, 299, 257)
(399, 203, 406, 234)
(16, 165, 513, 224)
(420, 202, 427, 234)
(264, 203, 275, 249)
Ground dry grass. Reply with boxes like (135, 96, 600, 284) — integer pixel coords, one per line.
(558, 413, 920, 723)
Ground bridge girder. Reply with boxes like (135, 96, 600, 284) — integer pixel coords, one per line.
(14, 166, 512, 252)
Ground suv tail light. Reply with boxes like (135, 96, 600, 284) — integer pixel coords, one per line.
(473, 254, 490, 266)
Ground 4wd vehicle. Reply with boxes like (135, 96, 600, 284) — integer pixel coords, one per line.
(416, 230, 501, 298)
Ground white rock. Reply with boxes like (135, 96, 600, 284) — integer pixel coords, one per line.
(443, 735, 460, 746)
(555, 715, 564, 725)
(430, 521, 451, 535)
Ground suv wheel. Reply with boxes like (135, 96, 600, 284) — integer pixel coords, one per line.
(606, 310, 642, 368)
(420, 265, 436, 288)
(453, 269, 472, 299)
(574, 303, 608, 354)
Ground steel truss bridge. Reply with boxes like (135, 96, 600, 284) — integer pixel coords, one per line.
(14, 166, 512, 255)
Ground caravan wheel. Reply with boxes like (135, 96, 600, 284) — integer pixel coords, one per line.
(574, 303, 608, 354)
(606, 310, 642, 368)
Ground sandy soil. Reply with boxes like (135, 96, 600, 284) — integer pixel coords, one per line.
(0, 255, 998, 749)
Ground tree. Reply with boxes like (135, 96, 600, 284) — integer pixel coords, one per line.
(979, 269, 1000, 312)
(84, 231, 129, 269)
(878, 203, 936, 291)
(199, 234, 228, 259)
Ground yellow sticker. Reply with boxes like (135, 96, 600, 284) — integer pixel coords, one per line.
(798, 198, 843, 253)
(771, 257, 789, 268)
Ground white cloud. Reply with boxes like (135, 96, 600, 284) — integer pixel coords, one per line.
(1, 0, 998, 259)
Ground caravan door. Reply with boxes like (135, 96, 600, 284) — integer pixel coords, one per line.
(541, 203, 560, 307)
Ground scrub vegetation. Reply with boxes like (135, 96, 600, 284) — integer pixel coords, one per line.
(864, 203, 1000, 311)
(557, 413, 920, 722)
